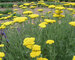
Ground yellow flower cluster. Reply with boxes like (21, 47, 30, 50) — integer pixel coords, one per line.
(48, 5, 55, 9)
(13, 5, 18, 7)
(72, 56, 75, 60)
(0, 14, 13, 20)
(13, 9, 18, 11)
(0, 14, 3, 16)
(67, 8, 74, 11)
(23, 11, 33, 15)
(29, 14, 39, 19)
(53, 8, 65, 18)
(44, 19, 56, 23)
(23, 3, 30, 6)
(55, 6, 65, 10)
(37, 9, 43, 12)
(0, 25, 6, 29)
(69, 21, 75, 26)
(30, 6, 36, 9)
(13, 17, 28, 23)
(0, 44, 4, 47)
(23, 37, 42, 58)
(0, 52, 5, 60)
(46, 40, 54, 44)
(39, 19, 56, 28)
(30, 45, 41, 58)
(37, 57, 48, 60)
(23, 37, 35, 49)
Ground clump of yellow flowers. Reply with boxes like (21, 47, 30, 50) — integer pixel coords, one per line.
(13, 17, 28, 23)
(48, 5, 55, 9)
(30, 45, 41, 58)
(29, 14, 39, 19)
(0, 52, 5, 60)
(23, 37, 49, 59)
(39, 19, 56, 28)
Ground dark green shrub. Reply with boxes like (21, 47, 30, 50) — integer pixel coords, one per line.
(0, 9, 13, 14)
(0, 3, 13, 8)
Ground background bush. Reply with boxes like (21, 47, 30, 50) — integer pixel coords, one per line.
(0, 3, 13, 8)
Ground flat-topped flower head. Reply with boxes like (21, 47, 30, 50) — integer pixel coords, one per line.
(46, 40, 54, 44)
(48, 5, 55, 9)
(37, 9, 43, 12)
(2, 21, 14, 26)
(44, 19, 56, 23)
(55, 6, 65, 10)
(0, 44, 4, 47)
(13, 17, 28, 23)
(23, 11, 33, 15)
(0, 25, 6, 29)
(23, 37, 35, 49)
(29, 14, 39, 19)
(39, 22, 48, 28)
(69, 21, 75, 26)
(30, 6, 36, 9)
(67, 8, 74, 11)
(0, 52, 5, 58)
(23, 3, 30, 6)
(30, 45, 41, 58)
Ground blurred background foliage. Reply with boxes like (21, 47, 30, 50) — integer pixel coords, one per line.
(0, 0, 75, 2)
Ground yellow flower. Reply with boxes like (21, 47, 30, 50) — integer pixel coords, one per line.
(0, 25, 6, 29)
(48, 11, 51, 14)
(30, 45, 41, 58)
(39, 22, 48, 28)
(29, 14, 39, 19)
(23, 3, 30, 6)
(23, 37, 35, 49)
(30, 6, 36, 9)
(37, 9, 43, 12)
(0, 52, 5, 58)
(19, 5, 23, 8)
(0, 44, 4, 47)
(13, 5, 18, 7)
(13, 17, 28, 23)
(55, 10, 63, 14)
(46, 40, 54, 44)
(48, 5, 55, 9)
(13, 9, 18, 11)
(72, 56, 75, 60)
(41, 16, 44, 18)
(69, 21, 75, 26)
(23, 11, 33, 15)
(55, 7, 65, 10)
(37, 57, 48, 60)
(0, 14, 3, 16)
(30, 51, 41, 58)
(21, 6, 27, 9)
(32, 45, 41, 51)
(8, 12, 12, 14)
(0, 58, 2, 60)
(2, 21, 14, 26)
(67, 8, 74, 11)
(44, 19, 56, 23)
